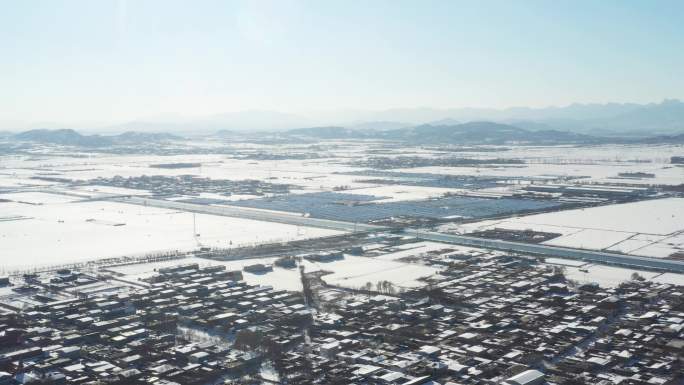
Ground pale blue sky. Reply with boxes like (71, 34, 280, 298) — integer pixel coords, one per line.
(1, 0, 683, 127)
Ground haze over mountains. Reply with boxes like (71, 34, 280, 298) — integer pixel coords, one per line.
(5, 122, 684, 148)
(5, 129, 180, 147)
(281, 122, 595, 145)
(0, 100, 684, 145)
(278, 122, 684, 145)
(100, 99, 684, 137)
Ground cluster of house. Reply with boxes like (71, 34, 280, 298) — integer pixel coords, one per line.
(2, 270, 101, 310)
(75, 175, 291, 198)
(0, 263, 311, 385)
(0, 251, 682, 385)
(271, 255, 683, 385)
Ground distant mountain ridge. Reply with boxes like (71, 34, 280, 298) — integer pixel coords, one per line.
(11, 129, 181, 147)
(5, 99, 683, 135)
(389, 122, 594, 144)
(349, 121, 410, 130)
(286, 126, 361, 139)
(283, 121, 598, 144)
(7, 123, 684, 148)
(342, 99, 684, 137)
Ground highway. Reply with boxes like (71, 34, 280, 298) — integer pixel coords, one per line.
(111, 196, 684, 273)
(111, 196, 385, 233)
(405, 229, 684, 273)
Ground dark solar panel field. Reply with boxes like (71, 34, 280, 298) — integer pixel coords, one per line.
(226, 192, 561, 223)
(340, 170, 503, 189)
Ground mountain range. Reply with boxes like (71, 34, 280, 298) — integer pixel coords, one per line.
(144, 99, 684, 136)
(328, 99, 684, 137)
(3, 100, 683, 136)
(5, 116, 684, 147)
(9, 129, 181, 147)
(284, 122, 603, 144)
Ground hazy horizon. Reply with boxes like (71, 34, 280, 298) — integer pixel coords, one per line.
(2, 0, 684, 130)
(2, 98, 684, 134)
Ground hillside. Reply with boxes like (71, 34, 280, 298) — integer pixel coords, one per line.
(286, 121, 597, 144)
(11, 129, 181, 147)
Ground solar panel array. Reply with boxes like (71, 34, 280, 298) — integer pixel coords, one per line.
(340, 170, 503, 189)
(227, 192, 561, 223)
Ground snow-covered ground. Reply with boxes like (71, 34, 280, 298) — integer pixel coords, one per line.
(0, 152, 378, 194)
(374, 242, 459, 261)
(73, 185, 153, 196)
(0, 191, 79, 204)
(0, 193, 342, 271)
(563, 264, 659, 288)
(108, 254, 442, 292)
(543, 258, 684, 287)
(107, 245, 684, 292)
(393, 144, 684, 186)
(314, 255, 440, 289)
(347, 185, 463, 202)
(3, 142, 683, 289)
(443, 198, 684, 259)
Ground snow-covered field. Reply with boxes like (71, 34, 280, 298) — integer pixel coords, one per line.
(2, 142, 683, 290)
(107, 244, 684, 291)
(560, 263, 684, 287)
(394, 144, 684, 186)
(108, 254, 442, 292)
(542, 257, 684, 287)
(315, 255, 439, 289)
(346, 185, 463, 202)
(374, 242, 456, 261)
(443, 198, 684, 259)
(0, 193, 342, 271)
(0, 153, 379, 194)
(0, 191, 79, 204)
(562, 264, 661, 287)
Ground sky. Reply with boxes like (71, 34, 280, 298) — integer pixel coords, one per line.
(1, 0, 683, 129)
